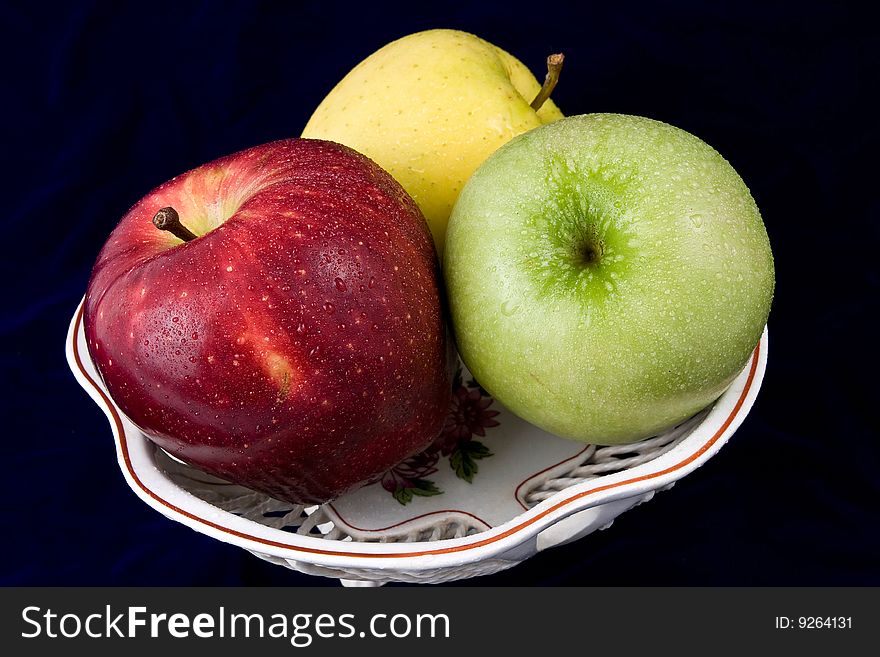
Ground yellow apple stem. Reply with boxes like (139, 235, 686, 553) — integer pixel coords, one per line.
(152, 206, 197, 242)
(530, 53, 565, 111)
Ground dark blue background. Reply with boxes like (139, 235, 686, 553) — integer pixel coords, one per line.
(3, 0, 877, 585)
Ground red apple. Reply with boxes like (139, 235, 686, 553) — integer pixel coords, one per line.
(84, 139, 453, 504)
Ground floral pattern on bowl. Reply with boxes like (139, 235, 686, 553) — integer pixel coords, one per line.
(381, 367, 500, 504)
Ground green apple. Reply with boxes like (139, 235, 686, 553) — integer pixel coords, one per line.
(302, 29, 564, 254)
(444, 114, 774, 445)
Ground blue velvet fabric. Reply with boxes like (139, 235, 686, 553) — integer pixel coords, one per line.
(2, 0, 877, 585)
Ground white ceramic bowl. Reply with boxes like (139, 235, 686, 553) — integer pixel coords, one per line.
(67, 300, 767, 585)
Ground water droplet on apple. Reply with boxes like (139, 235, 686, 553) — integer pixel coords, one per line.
(296, 323, 307, 335)
(323, 302, 335, 314)
(309, 346, 320, 358)
(334, 277, 347, 292)
(500, 301, 520, 316)
(189, 356, 197, 363)
(378, 356, 385, 364)
(689, 213, 704, 228)
(368, 277, 376, 289)
(172, 317, 179, 323)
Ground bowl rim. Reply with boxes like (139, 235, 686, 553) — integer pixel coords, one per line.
(67, 299, 767, 569)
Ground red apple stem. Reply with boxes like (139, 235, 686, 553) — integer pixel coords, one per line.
(530, 53, 565, 111)
(152, 206, 197, 242)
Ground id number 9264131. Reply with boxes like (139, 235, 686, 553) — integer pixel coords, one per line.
(775, 617, 853, 630)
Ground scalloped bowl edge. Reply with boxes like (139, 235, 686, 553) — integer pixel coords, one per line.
(66, 299, 768, 572)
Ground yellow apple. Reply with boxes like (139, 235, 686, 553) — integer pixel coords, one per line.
(301, 29, 564, 254)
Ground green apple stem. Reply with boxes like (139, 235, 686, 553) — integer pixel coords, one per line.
(530, 53, 565, 111)
(152, 206, 197, 242)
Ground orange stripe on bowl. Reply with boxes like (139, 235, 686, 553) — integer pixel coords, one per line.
(72, 304, 760, 560)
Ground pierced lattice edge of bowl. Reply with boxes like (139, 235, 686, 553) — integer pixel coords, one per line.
(67, 298, 767, 574)
(154, 406, 711, 545)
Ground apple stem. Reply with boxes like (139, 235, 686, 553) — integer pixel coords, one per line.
(152, 206, 197, 242)
(530, 53, 565, 111)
